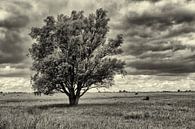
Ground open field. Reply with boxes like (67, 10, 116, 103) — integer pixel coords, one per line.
(0, 92, 195, 129)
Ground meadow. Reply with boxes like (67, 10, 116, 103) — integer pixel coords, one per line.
(0, 92, 194, 129)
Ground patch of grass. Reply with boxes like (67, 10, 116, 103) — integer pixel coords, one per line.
(0, 92, 195, 129)
(124, 111, 150, 119)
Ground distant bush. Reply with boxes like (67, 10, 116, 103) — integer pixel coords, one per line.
(119, 90, 128, 93)
(177, 89, 181, 92)
(162, 91, 171, 92)
(143, 96, 150, 100)
(123, 90, 128, 93)
(135, 92, 138, 95)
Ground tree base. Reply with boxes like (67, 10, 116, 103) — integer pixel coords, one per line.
(68, 96, 79, 106)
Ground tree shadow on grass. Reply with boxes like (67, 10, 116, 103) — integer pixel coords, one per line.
(36, 103, 70, 109)
(85, 96, 143, 100)
(27, 104, 70, 114)
(33, 103, 120, 110)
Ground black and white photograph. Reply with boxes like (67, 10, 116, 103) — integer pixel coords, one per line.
(0, 0, 195, 128)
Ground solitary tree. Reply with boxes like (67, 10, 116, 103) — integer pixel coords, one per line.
(29, 8, 125, 106)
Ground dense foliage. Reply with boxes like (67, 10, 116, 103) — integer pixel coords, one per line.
(29, 8, 125, 105)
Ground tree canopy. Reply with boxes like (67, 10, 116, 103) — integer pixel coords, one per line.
(29, 8, 125, 105)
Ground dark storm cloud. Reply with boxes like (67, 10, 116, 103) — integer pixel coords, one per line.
(128, 59, 195, 74)
(1, 0, 195, 77)
(0, 0, 119, 77)
(123, 38, 195, 75)
(115, 2, 195, 39)
(0, 1, 32, 65)
(0, 27, 30, 64)
(124, 40, 190, 56)
(0, 0, 71, 63)
(0, 0, 122, 61)
(0, 15, 29, 29)
(112, 0, 195, 75)
(123, 10, 195, 28)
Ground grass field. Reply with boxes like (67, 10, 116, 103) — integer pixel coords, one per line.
(0, 92, 195, 129)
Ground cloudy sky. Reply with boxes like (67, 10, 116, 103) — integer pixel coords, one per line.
(0, 0, 195, 92)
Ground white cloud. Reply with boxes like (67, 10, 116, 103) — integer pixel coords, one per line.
(0, 77, 32, 92)
(108, 74, 195, 92)
(0, 10, 10, 21)
(0, 65, 30, 77)
(1, 74, 194, 92)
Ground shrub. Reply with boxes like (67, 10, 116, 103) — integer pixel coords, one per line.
(143, 96, 150, 100)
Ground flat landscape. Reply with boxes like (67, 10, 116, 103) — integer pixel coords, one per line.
(0, 92, 195, 129)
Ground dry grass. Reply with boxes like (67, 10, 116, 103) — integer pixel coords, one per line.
(0, 92, 195, 129)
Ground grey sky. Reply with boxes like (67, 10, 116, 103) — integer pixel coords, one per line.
(0, 0, 195, 92)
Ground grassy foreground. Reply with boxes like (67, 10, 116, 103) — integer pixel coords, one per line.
(0, 92, 195, 129)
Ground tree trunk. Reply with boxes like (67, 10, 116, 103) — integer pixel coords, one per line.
(68, 95, 79, 106)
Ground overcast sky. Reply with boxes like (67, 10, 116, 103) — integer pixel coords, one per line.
(0, 0, 195, 92)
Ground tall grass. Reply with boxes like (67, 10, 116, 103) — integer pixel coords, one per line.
(0, 92, 195, 129)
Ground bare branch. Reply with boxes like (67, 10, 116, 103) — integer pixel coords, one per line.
(79, 87, 89, 97)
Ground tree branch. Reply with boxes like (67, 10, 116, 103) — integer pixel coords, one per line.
(79, 87, 89, 97)
(61, 83, 70, 96)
